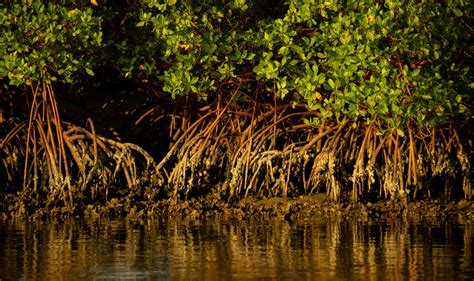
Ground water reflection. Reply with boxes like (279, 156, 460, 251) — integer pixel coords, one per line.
(0, 218, 472, 280)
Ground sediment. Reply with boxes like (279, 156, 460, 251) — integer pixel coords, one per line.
(1, 191, 472, 223)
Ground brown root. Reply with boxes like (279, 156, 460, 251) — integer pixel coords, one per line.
(151, 91, 471, 203)
(0, 83, 161, 213)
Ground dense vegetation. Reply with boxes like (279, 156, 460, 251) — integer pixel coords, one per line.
(0, 0, 472, 217)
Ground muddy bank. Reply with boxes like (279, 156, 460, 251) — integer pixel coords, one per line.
(1, 191, 472, 223)
(160, 195, 474, 223)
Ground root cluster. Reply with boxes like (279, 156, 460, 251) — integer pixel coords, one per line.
(150, 91, 471, 203)
(0, 84, 471, 217)
(1, 84, 160, 214)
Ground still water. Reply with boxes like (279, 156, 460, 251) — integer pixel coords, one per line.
(0, 218, 472, 280)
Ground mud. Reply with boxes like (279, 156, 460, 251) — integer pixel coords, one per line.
(2, 190, 472, 224)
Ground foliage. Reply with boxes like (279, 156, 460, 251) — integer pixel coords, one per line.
(0, 1, 101, 85)
(0, 0, 471, 125)
(110, 0, 472, 130)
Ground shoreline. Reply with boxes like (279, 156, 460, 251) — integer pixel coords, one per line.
(2, 192, 472, 223)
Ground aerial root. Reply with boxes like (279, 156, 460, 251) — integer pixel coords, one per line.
(156, 101, 471, 202)
(1, 83, 161, 210)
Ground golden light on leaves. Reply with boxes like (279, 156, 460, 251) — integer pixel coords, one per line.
(366, 15, 375, 24)
(314, 91, 322, 101)
(178, 44, 191, 51)
(91, 0, 98, 6)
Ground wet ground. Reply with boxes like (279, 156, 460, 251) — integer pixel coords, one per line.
(1, 190, 473, 224)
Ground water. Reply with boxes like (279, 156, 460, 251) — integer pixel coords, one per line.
(0, 218, 472, 280)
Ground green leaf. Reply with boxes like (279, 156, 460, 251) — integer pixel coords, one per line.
(452, 8, 463, 17)
(278, 46, 287, 55)
(396, 129, 405, 137)
(328, 79, 335, 89)
(85, 68, 94, 76)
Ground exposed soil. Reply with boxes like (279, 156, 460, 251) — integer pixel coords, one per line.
(1, 191, 472, 223)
